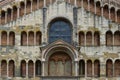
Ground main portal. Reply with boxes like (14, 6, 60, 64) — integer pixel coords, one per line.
(48, 51, 72, 76)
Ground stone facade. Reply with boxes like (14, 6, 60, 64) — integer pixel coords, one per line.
(0, 0, 120, 80)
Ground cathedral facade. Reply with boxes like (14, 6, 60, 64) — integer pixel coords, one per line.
(0, 0, 120, 80)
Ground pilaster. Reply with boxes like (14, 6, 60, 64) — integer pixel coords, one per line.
(100, 62, 106, 77)
(42, 7, 47, 44)
(73, 6, 78, 45)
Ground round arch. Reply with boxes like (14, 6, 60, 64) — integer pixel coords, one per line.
(47, 17, 73, 27)
(42, 44, 78, 76)
(43, 45, 77, 61)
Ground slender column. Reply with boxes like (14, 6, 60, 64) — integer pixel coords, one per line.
(34, 32, 36, 45)
(26, 62, 28, 78)
(44, 0, 46, 7)
(25, 0, 27, 15)
(115, 10, 117, 22)
(92, 32, 94, 46)
(75, 61, 78, 76)
(88, 0, 90, 11)
(92, 63, 94, 77)
(27, 32, 28, 46)
(34, 62, 36, 77)
(85, 33, 86, 46)
(101, 6, 103, 17)
(101, 5, 103, 29)
(17, 7, 20, 18)
(74, 0, 77, 7)
(56, 61, 58, 76)
(31, 0, 33, 12)
(42, 61, 45, 76)
(113, 34, 114, 46)
(11, 9, 13, 21)
(5, 12, 7, 23)
(82, 0, 83, 8)
(7, 32, 9, 45)
(95, 1, 96, 14)
(37, 0, 39, 9)
(109, 9, 110, 20)
(113, 61, 114, 77)
(7, 61, 9, 77)
(85, 61, 87, 78)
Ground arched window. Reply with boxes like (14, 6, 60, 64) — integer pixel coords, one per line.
(94, 60, 100, 77)
(26, 0, 31, 14)
(79, 60, 85, 77)
(103, 5, 109, 19)
(117, 10, 120, 23)
(39, 0, 44, 8)
(79, 31, 85, 46)
(106, 31, 113, 46)
(114, 31, 120, 46)
(35, 60, 41, 76)
(21, 31, 27, 46)
(33, 0, 37, 11)
(83, 0, 88, 10)
(1, 10, 5, 24)
(87, 60, 92, 77)
(13, 6, 17, 20)
(28, 31, 34, 45)
(89, 0, 94, 13)
(86, 31, 92, 46)
(94, 31, 100, 46)
(36, 31, 41, 45)
(110, 7, 115, 21)
(9, 60, 15, 77)
(20, 2, 25, 16)
(21, 60, 26, 77)
(28, 60, 34, 77)
(96, 1, 101, 16)
(49, 19, 72, 43)
(1, 31, 7, 46)
(9, 31, 15, 46)
(114, 59, 120, 77)
(1, 60, 7, 77)
(7, 8, 11, 22)
(106, 59, 113, 77)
